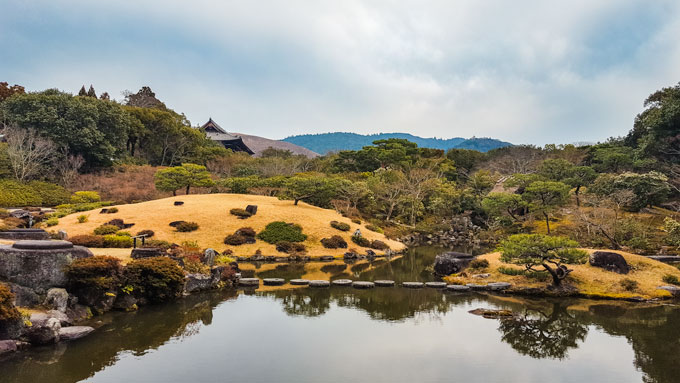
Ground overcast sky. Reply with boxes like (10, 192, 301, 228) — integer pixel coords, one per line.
(2, 0, 680, 144)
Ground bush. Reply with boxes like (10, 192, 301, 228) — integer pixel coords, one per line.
(0, 283, 21, 323)
(330, 221, 350, 231)
(77, 214, 89, 223)
(0, 180, 41, 207)
(176, 221, 199, 232)
(0, 208, 8, 218)
(106, 207, 119, 214)
(215, 255, 236, 265)
(103, 234, 133, 248)
(369, 240, 389, 250)
(497, 266, 550, 281)
(276, 241, 307, 254)
(117, 231, 131, 237)
(230, 208, 252, 219)
(235, 227, 256, 238)
(28, 181, 70, 206)
(469, 258, 490, 269)
(321, 235, 348, 249)
(257, 221, 307, 244)
(663, 274, 680, 286)
(620, 278, 639, 292)
(136, 229, 155, 238)
(351, 235, 371, 247)
(124, 257, 185, 303)
(69, 235, 105, 248)
(224, 234, 248, 246)
(94, 224, 120, 235)
(45, 217, 59, 227)
(66, 256, 123, 295)
(365, 224, 384, 234)
(351, 218, 361, 224)
(105, 219, 125, 229)
(144, 239, 172, 250)
(71, 191, 101, 204)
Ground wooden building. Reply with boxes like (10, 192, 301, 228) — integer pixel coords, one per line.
(200, 118, 254, 155)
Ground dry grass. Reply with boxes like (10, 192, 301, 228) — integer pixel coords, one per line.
(52, 194, 404, 261)
(445, 249, 680, 300)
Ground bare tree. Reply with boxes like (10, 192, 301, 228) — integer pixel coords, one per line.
(55, 148, 85, 187)
(2, 126, 57, 181)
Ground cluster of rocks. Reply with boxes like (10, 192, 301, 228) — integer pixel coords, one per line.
(400, 216, 484, 248)
(234, 249, 399, 264)
(0, 208, 54, 231)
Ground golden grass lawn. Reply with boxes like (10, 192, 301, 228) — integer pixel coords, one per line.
(445, 249, 680, 300)
(52, 194, 404, 261)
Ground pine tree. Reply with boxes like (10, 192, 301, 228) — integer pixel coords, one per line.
(99, 92, 110, 100)
(87, 85, 97, 98)
(78, 85, 87, 96)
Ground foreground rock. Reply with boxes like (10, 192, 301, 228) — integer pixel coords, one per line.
(425, 282, 447, 289)
(433, 252, 475, 276)
(0, 340, 17, 356)
(25, 314, 61, 345)
(44, 288, 69, 313)
(58, 326, 94, 341)
(590, 251, 630, 274)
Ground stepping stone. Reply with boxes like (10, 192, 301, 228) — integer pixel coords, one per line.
(466, 283, 487, 291)
(238, 278, 260, 287)
(309, 280, 330, 288)
(262, 278, 285, 286)
(290, 279, 310, 285)
(487, 282, 511, 291)
(332, 279, 353, 286)
(352, 281, 375, 289)
(319, 256, 335, 262)
(374, 280, 395, 287)
(425, 282, 447, 289)
(402, 282, 424, 288)
(446, 284, 471, 292)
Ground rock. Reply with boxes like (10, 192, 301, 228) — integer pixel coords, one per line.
(45, 288, 69, 313)
(352, 281, 375, 289)
(374, 280, 395, 287)
(169, 220, 186, 227)
(472, 273, 491, 279)
(446, 284, 471, 292)
(65, 304, 92, 323)
(174, 201, 184, 206)
(433, 252, 475, 276)
(0, 317, 23, 340)
(58, 326, 94, 341)
(58, 230, 68, 240)
(262, 278, 286, 286)
(309, 280, 330, 288)
(425, 281, 447, 289)
(47, 310, 71, 326)
(113, 294, 138, 311)
(658, 285, 680, 297)
(0, 229, 50, 241)
(319, 256, 335, 261)
(203, 248, 218, 267)
(487, 282, 512, 291)
(344, 252, 358, 260)
(365, 250, 376, 257)
(290, 279, 310, 285)
(238, 278, 260, 287)
(469, 308, 514, 318)
(402, 282, 424, 288)
(332, 279, 353, 286)
(7, 283, 41, 307)
(0, 340, 17, 356)
(646, 255, 680, 264)
(264, 256, 276, 262)
(590, 251, 630, 274)
(184, 273, 214, 293)
(245, 205, 258, 215)
(26, 315, 61, 345)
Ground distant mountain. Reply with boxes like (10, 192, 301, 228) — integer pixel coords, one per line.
(235, 133, 319, 158)
(281, 132, 511, 154)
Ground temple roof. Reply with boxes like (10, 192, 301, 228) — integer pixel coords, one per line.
(200, 118, 254, 155)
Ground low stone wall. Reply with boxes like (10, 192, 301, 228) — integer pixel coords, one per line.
(0, 229, 51, 241)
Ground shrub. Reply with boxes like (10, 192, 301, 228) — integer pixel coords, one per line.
(497, 266, 550, 281)
(222, 249, 234, 256)
(257, 221, 307, 244)
(351, 218, 361, 224)
(351, 235, 371, 247)
(77, 214, 89, 223)
(105, 219, 126, 229)
(663, 274, 680, 286)
(169, 220, 186, 227)
(124, 257, 185, 303)
(71, 191, 101, 204)
(215, 255, 236, 265)
(224, 234, 248, 246)
(103, 234, 133, 248)
(28, 181, 70, 206)
(0, 180, 41, 207)
(106, 207, 119, 214)
(321, 235, 348, 249)
(117, 231, 131, 237)
(144, 239, 172, 250)
(176, 221, 199, 232)
(235, 227, 256, 238)
(620, 278, 639, 292)
(230, 208, 252, 218)
(369, 240, 389, 250)
(365, 224, 384, 234)
(330, 221, 350, 231)
(66, 256, 123, 295)
(69, 235, 105, 248)
(0, 283, 21, 323)
(469, 258, 490, 269)
(0, 208, 9, 218)
(136, 229, 155, 238)
(94, 224, 120, 235)
(45, 217, 59, 227)
(276, 241, 307, 254)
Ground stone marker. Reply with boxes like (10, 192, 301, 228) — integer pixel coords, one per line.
(45, 288, 69, 313)
(446, 284, 471, 292)
(290, 279, 310, 285)
(425, 281, 447, 288)
(402, 282, 424, 288)
(331, 279, 352, 286)
(263, 278, 286, 286)
(309, 280, 330, 288)
(352, 281, 375, 289)
(374, 280, 395, 287)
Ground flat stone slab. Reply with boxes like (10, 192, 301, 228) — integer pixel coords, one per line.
(647, 256, 680, 263)
(290, 279, 310, 285)
(332, 279, 353, 286)
(402, 282, 424, 288)
(0, 229, 51, 241)
(425, 281, 447, 289)
(487, 282, 512, 291)
(238, 278, 260, 287)
(12, 240, 73, 250)
(447, 284, 471, 292)
(374, 280, 395, 287)
(309, 280, 330, 288)
(319, 256, 335, 262)
(352, 281, 375, 289)
(658, 285, 680, 297)
(262, 278, 285, 286)
(466, 283, 487, 291)
(58, 326, 94, 341)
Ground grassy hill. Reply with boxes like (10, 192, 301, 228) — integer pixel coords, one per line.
(52, 194, 403, 260)
(282, 132, 512, 154)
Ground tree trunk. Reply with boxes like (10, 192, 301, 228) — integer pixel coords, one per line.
(574, 186, 581, 207)
(185, 185, 190, 195)
(172, 190, 177, 196)
(542, 263, 561, 286)
(543, 212, 551, 234)
(294, 198, 300, 205)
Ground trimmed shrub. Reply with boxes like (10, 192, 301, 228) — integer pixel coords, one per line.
(321, 235, 348, 249)
(69, 234, 105, 248)
(275, 241, 307, 254)
(116, 231, 131, 237)
(94, 224, 120, 235)
(235, 227, 256, 238)
(0, 283, 21, 323)
(28, 181, 70, 206)
(257, 221, 307, 244)
(351, 218, 361, 224)
(215, 255, 235, 265)
(136, 229, 155, 238)
(663, 274, 680, 286)
(365, 224, 384, 234)
(620, 278, 639, 292)
(105, 219, 125, 229)
(66, 256, 123, 296)
(103, 234, 133, 248)
(0, 180, 41, 207)
(77, 214, 89, 223)
(230, 208, 252, 219)
(71, 191, 101, 204)
(351, 235, 371, 247)
(369, 240, 389, 250)
(176, 221, 199, 232)
(224, 234, 248, 246)
(124, 257, 185, 303)
(330, 221, 350, 231)
(106, 207, 119, 214)
(144, 239, 172, 250)
(45, 217, 59, 227)
(469, 258, 490, 269)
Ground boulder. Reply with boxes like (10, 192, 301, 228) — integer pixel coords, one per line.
(66, 304, 92, 323)
(433, 252, 475, 276)
(184, 273, 214, 293)
(203, 248, 218, 267)
(45, 288, 69, 313)
(0, 340, 17, 356)
(26, 315, 61, 345)
(174, 201, 184, 206)
(7, 282, 41, 307)
(590, 251, 630, 274)
(58, 326, 94, 341)
(245, 205, 258, 215)
(46, 310, 71, 326)
(113, 294, 138, 311)
(658, 285, 680, 298)
(57, 230, 68, 240)
(0, 318, 23, 340)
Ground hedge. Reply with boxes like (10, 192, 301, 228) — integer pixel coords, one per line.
(257, 221, 307, 244)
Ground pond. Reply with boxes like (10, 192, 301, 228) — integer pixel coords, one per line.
(1, 247, 679, 383)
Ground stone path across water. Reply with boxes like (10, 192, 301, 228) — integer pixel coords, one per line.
(234, 277, 512, 292)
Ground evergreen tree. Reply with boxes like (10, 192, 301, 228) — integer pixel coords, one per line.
(78, 85, 87, 96)
(87, 85, 97, 98)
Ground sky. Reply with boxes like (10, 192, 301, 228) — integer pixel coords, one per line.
(2, 0, 680, 145)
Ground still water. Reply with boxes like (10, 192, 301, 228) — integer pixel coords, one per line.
(1, 247, 679, 383)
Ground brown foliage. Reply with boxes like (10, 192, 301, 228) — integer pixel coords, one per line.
(71, 165, 168, 203)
